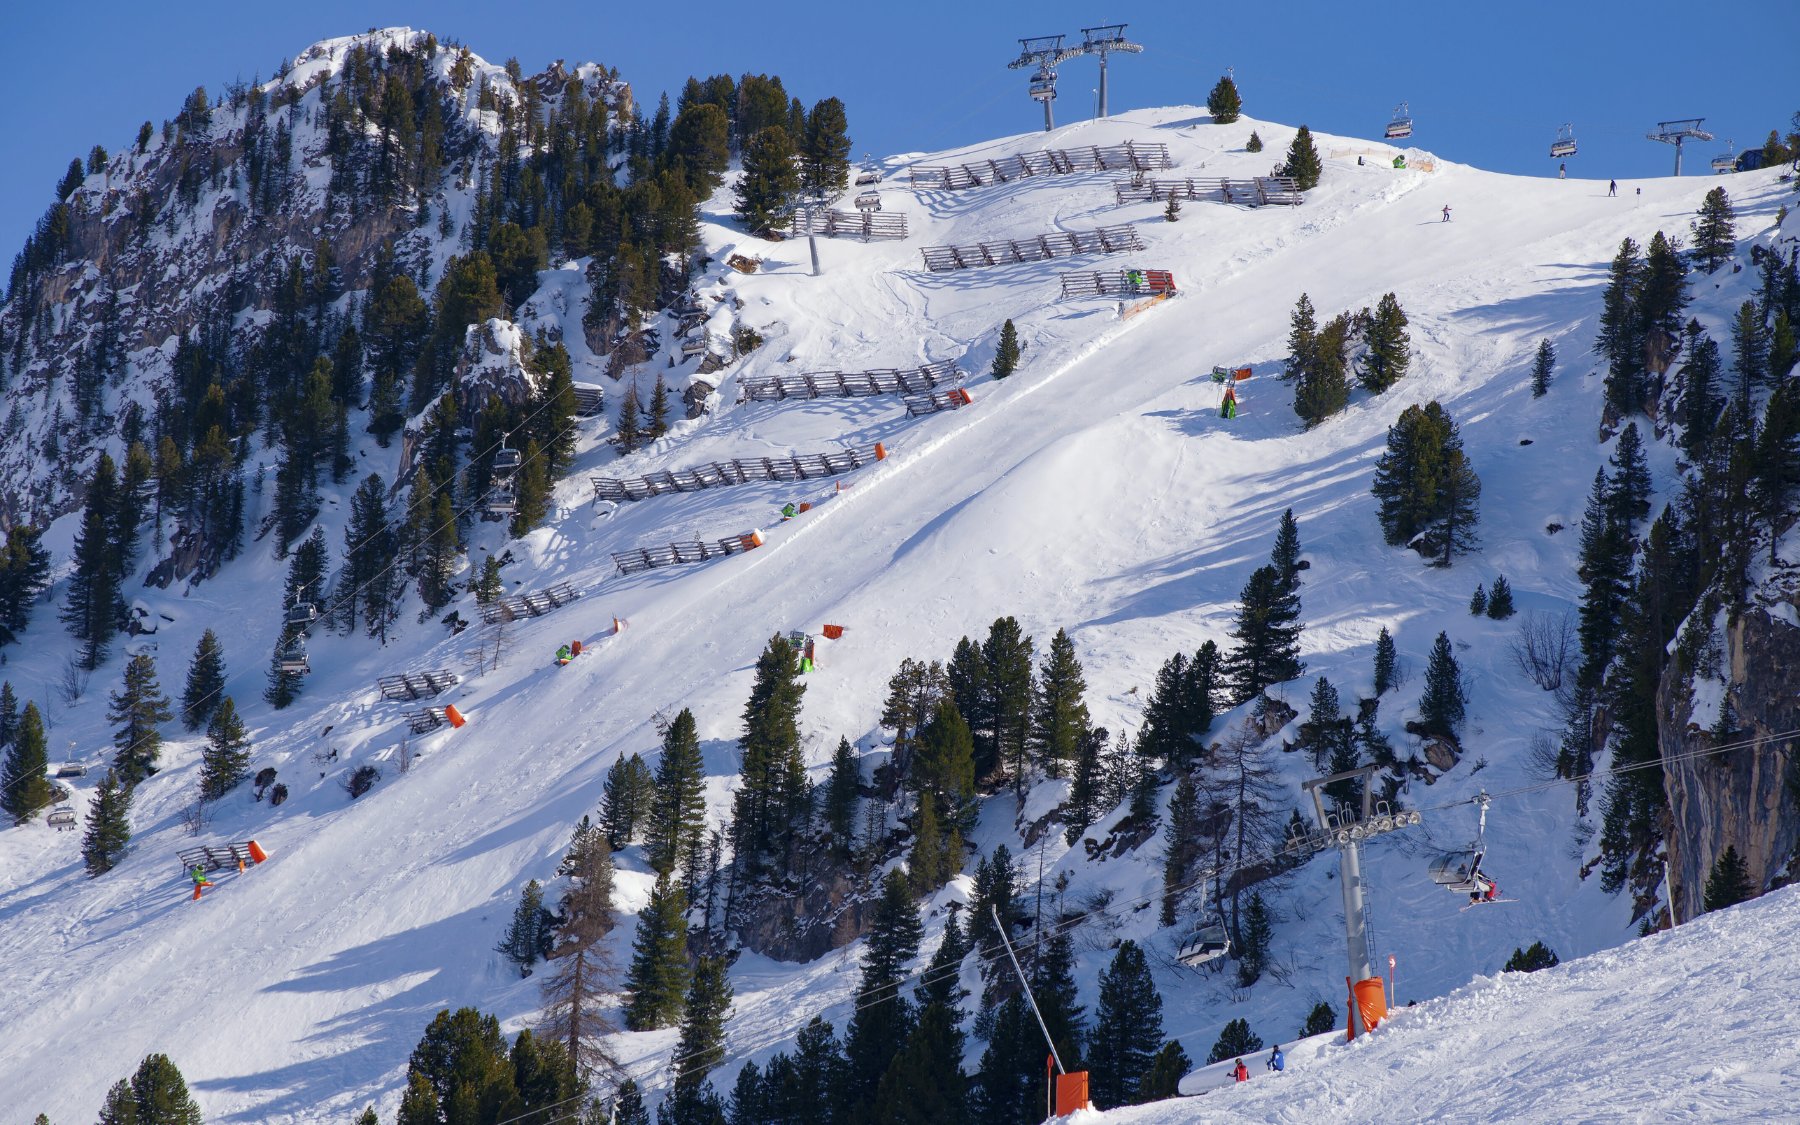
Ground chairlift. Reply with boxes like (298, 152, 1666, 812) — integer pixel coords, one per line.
(1384, 102, 1413, 140)
(1711, 141, 1737, 174)
(1550, 123, 1577, 159)
(278, 637, 311, 676)
(284, 600, 318, 630)
(1428, 792, 1496, 898)
(1175, 874, 1233, 968)
(1029, 69, 1058, 100)
(492, 443, 523, 478)
(485, 482, 517, 518)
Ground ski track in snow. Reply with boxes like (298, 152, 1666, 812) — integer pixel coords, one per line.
(2, 95, 1795, 1123)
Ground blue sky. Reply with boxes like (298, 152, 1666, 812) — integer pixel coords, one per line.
(1, 0, 1794, 259)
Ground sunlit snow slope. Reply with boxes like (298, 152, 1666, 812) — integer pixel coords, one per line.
(1, 105, 1792, 1123)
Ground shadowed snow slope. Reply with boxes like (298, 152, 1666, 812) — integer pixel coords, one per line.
(1, 100, 1793, 1123)
(1097, 884, 1800, 1123)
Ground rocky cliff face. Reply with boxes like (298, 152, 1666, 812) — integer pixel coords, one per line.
(0, 28, 628, 527)
(1660, 603, 1800, 921)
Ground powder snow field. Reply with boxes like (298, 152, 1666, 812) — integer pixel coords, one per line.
(1, 100, 1794, 1123)
(1093, 884, 1800, 1123)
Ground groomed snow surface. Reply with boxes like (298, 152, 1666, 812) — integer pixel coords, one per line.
(1, 82, 1796, 1124)
(1096, 884, 1800, 1123)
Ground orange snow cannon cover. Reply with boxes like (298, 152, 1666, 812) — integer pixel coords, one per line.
(874, 441, 889, 460)
(743, 529, 765, 550)
(571, 640, 583, 657)
(1347, 976, 1388, 1038)
(612, 616, 627, 634)
(247, 840, 270, 864)
(822, 624, 845, 640)
(1054, 1071, 1091, 1115)
(444, 704, 467, 728)
(952, 388, 974, 405)
(798, 502, 813, 514)
(1234, 366, 1253, 381)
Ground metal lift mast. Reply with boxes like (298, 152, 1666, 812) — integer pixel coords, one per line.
(1077, 24, 1143, 119)
(1647, 118, 1713, 176)
(1008, 35, 1083, 132)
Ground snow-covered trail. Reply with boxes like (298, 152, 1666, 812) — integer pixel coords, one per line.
(1, 105, 1792, 1123)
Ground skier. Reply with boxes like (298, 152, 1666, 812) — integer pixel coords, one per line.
(190, 865, 212, 900)
(1233, 1058, 1250, 1083)
(1127, 269, 1146, 290)
(1267, 1045, 1285, 1072)
(554, 644, 572, 666)
(1441, 205, 1452, 223)
(1608, 179, 1618, 197)
(1558, 162, 1566, 179)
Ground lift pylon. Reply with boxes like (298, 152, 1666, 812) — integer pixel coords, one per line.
(1008, 35, 1083, 132)
(1077, 24, 1143, 119)
(1646, 118, 1713, 176)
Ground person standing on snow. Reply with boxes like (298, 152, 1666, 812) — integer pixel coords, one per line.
(1441, 205, 1452, 222)
(1233, 1059, 1250, 1083)
(1268, 1045, 1285, 1072)
(1609, 179, 1618, 196)
(1558, 162, 1566, 179)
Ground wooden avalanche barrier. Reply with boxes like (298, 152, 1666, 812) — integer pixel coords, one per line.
(908, 141, 1172, 189)
(738, 362, 961, 403)
(611, 530, 765, 575)
(920, 225, 1142, 273)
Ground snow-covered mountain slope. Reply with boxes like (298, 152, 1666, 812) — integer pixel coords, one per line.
(1094, 883, 1800, 1123)
(2, 101, 1793, 1124)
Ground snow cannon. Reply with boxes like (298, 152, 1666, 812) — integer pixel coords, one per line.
(950, 388, 974, 406)
(741, 530, 765, 550)
(570, 640, 583, 657)
(444, 705, 467, 729)
(247, 840, 270, 864)
(1234, 366, 1253, 381)
(1054, 1072, 1091, 1115)
(874, 442, 888, 460)
(1347, 976, 1388, 1038)
(822, 624, 846, 640)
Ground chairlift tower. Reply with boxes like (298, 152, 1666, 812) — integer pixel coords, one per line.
(1646, 118, 1713, 177)
(1009, 35, 1083, 132)
(1293, 764, 1423, 1035)
(1077, 24, 1143, 120)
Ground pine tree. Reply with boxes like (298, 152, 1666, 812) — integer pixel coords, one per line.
(542, 818, 618, 1076)
(992, 319, 1020, 379)
(81, 769, 133, 876)
(1486, 575, 1515, 619)
(673, 956, 734, 1095)
(800, 96, 852, 198)
(1530, 338, 1555, 398)
(1205, 1018, 1264, 1066)
(1207, 74, 1242, 123)
(1089, 941, 1164, 1108)
(1284, 294, 1316, 382)
(1064, 726, 1108, 845)
(1294, 313, 1350, 425)
(342, 473, 400, 642)
(734, 126, 800, 235)
(1161, 775, 1202, 925)
(823, 736, 861, 858)
(1245, 130, 1263, 153)
(0, 682, 15, 751)
(0, 525, 52, 646)
(1164, 195, 1181, 222)
(1300, 1001, 1337, 1037)
(1225, 565, 1305, 703)
(647, 374, 672, 440)
(614, 381, 642, 453)
(730, 634, 808, 879)
(1702, 845, 1753, 911)
(1731, 299, 1770, 410)
(510, 438, 551, 536)
(917, 909, 970, 1012)
(967, 845, 1019, 955)
(1, 701, 50, 823)
(845, 869, 923, 1111)
(1503, 941, 1561, 972)
(598, 753, 655, 850)
(910, 791, 948, 894)
(62, 451, 122, 669)
(1303, 675, 1346, 771)
(1596, 238, 1646, 417)
(624, 872, 690, 1030)
(109, 653, 172, 786)
(1138, 1040, 1192, 1102)
(1033, 925, 1086, 1071)
(1609, 422, 1653, 524)
(1469, 584, 1489, 615)
(1417, 632, 1467, 739)
(1691, 186, 1737, 273)
(611, 1079, 652, 1125)
(1280, 125, 1323, 191)
(198, 697, 251, 800)
(1361, 293, 1411, 393)
(1028, 629, 1089, 779)
(128, 1053, 203, 1124)
(1372, 627, 1397, 696)
(497, 878, 554, 976)
(648, 709, 707, 876)
(971, 994, 1037, 1124)
(180, 630, 227, 731)
(881, 656, 949, 765)
(872, 1002, 968, 1124)
(981, 617, 1036, 793)
(1235, 891, 1273, 987)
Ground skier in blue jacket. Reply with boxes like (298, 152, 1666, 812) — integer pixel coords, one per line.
(1267, 1045, 1285, 1072)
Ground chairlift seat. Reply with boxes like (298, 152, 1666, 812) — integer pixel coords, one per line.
(1429, 851, 1492, 896)
(285, 603, 318, 629)
(492, 449, 523, 476)
(1385, 120, 1413, 140)
(1550, 139, 1577, 158)
(1177, 924, 1231, 967)
(278, 638, 310, 675)
(47, 807, 77, 830)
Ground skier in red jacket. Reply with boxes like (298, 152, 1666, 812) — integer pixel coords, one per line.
(1233, 1058, 1249, 1082)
